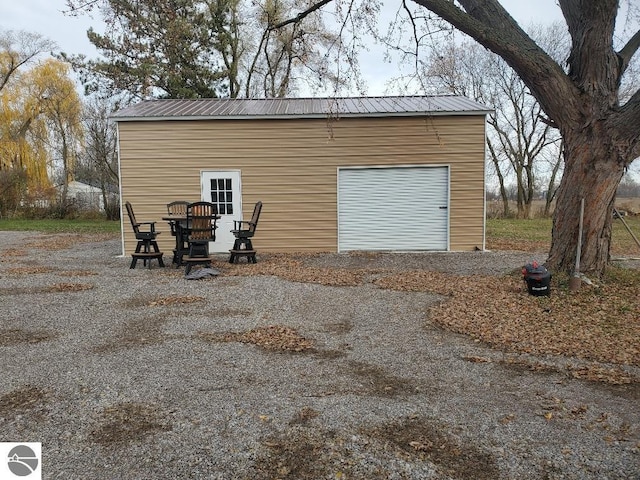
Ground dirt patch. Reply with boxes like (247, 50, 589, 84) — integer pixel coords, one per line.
(0, 287, 34, 295)
(199, 325, 314, 353)
(289, 406, 320, 426)
(366, 416, 501, 480)
(146, 295, 205, 307)
(92, 316, 170, 353)
(323, 320, 353, 334)
(209, 307, 254, 318)
(90, 402, 172, 445)
(346, 360, 416, 397)
(255, 415, 501, 480)
(255, 427, 338, 480)
(312, 348, 348, 360)
(0, 385, 48, 418)
(0, 283, 94, 295)
(0, 328, 55, 346)
(45, 283, 95, 292)
(5, 266, 55, 275)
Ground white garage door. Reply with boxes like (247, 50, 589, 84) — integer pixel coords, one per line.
(338, 166, 449, 251)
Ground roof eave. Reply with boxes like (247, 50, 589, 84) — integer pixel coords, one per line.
(111, 110, 493, 122)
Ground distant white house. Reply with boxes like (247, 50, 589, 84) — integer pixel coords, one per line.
(59, 180, 116, 211)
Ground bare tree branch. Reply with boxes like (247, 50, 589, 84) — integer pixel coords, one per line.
(410, 0, 578, 126)
(270, 0, 334, 30)
(614, 86, 640, 159)
(617, 28, 640, 76)
(63, 0, 102, 15)
(0, 30, 55, 92)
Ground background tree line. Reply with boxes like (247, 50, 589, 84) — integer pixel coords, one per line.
(0, 29, 119, 220)
(1, 0, 360, 220)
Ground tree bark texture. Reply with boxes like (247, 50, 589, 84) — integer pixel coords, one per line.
(547, 126, 626, 275)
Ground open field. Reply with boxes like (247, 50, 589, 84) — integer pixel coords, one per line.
(486, 215, 640, 256)
(0, 218, 121, 234)
(486, 196, 640, 220)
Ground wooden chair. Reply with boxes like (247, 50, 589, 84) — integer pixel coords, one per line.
(183, 201, 218, 274)
(166, 201, 189, 265)
(166, 201, 189, 228)
(229, 201, 262, 264)
(125, 201, 164, 269)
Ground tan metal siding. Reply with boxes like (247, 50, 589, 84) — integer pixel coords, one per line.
(118, 116, 485, 254)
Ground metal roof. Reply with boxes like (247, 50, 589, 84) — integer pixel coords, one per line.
(111, 96, 491, 122)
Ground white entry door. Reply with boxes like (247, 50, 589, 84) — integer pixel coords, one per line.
(201, 171, 242, 252)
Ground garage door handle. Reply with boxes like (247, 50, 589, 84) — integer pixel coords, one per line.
(439, 206, 448, 209)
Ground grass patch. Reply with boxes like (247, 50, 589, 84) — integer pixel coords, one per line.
(0, 219, 121, 234)
(487, 216, 640, 255)
(487, 218, 552, 243)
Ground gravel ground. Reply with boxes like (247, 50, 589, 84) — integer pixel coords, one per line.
(0, 231, 638, 480)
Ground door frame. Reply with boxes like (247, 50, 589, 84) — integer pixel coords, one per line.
(337, 164, 450, 252)
(200, 170, 242, 253)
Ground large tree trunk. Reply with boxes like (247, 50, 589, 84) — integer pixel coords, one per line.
(409, 0, 640, 278)
(546, 127, 626, 277)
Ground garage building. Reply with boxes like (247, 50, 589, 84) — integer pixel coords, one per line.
(112, 96, 491, 255)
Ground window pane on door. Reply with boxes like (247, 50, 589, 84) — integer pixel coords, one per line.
(210, 177, 234, 216)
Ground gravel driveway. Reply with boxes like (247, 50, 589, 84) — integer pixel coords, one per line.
(0, 231, 637, 479)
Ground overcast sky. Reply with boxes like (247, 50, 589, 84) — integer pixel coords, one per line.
(3, 0, 564, 54)
(2, 0, 568, 95)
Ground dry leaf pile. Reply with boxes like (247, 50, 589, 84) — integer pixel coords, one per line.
(201, 325, 314, 352)
(3, 248, 26, 257)
(45, 283, 94, 292)
(223, 255, 365, 286)
(6, 266, 55, 275)
(374, 270, 640, 369)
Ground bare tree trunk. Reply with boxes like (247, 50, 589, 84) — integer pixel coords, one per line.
(406, 0, 640, 277)
(486, 140, 510, 216)
(547, 130, 625, 276)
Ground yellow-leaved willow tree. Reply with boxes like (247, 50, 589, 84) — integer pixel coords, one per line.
(0, 56, 83, 205)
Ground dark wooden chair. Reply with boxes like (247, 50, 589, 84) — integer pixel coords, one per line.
(229, 201, 262, 264)
(166, 201, 190, 266)
(125, 201, 164, 269)
(183, 201, 218, 274)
